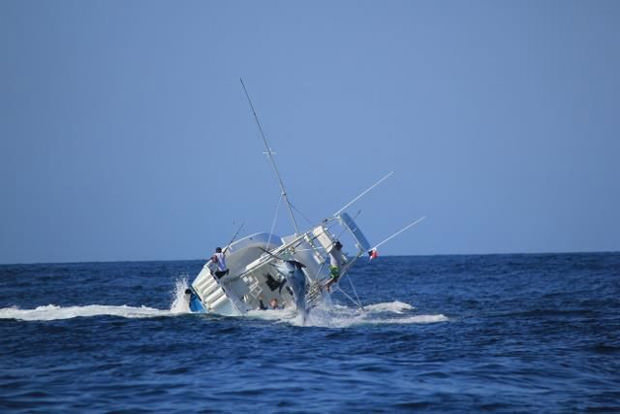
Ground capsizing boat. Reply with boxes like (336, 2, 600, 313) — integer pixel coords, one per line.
(186, 211, 371, 317)
(185, 80, 424, 318)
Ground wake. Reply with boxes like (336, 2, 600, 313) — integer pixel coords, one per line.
(1, 278, 447, 327)
(0, 278, 191, 322)
(0, 304, 173, 321)
(246, 299, 448, 328)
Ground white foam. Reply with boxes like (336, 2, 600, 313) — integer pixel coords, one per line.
(246, 307, 298, 321)
(278, 300, 447, 328)
(0, 276, 194, 322)
(0, 304, 172, 321)
(375, 314, 449, 324)
(361, 300, 415, 314)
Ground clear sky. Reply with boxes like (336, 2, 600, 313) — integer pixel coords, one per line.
(1, 1, 619, 264)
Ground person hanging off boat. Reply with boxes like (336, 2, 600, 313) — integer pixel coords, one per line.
(324, 241, 344, 291)
(209, 247, 229, 279)
(258, 297, 282, 310)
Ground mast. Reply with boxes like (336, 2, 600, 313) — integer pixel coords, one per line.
(240, 79, 300, 234)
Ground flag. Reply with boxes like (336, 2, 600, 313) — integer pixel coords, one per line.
(368, 248, 378, 261)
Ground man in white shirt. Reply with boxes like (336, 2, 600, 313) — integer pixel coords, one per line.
(210, 247, 229, 279)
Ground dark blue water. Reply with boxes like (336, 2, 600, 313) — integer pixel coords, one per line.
(1, 253, 619, 412)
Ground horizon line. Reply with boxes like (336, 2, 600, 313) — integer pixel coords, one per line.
(1, 249, 618, 267)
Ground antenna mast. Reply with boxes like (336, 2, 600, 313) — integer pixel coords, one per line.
(240, 79, 300, 234)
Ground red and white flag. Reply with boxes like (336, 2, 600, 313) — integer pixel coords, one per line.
(368, 248, 378, 261)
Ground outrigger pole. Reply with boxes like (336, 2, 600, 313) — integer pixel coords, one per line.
(333, 171, 394, 217)
(370, 216, 427, 252)
(240, 79, 300, 235)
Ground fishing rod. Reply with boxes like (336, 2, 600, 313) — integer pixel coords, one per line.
(223, 222, 245, 253)
(240, 78, 300, 235)
(369, 216, 427, 255)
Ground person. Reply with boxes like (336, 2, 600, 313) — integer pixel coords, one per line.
(324, 241, 343, 291)
(210, 247, 229, 279)
(258, 297, 281, 310)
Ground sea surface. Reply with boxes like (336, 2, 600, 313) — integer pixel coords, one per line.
(1, 253, 619, 413)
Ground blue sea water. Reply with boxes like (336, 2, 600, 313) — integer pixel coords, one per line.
(1, 253, 619, 412)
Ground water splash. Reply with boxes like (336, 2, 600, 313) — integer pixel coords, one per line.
(169, 277, 191, 314)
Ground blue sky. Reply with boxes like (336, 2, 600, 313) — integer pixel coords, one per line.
(1, 1, 619, 264)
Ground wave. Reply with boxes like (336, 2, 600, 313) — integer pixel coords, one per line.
(1, 277, 447, 327)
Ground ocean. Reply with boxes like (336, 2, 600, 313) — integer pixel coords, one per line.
(1, 253, 619, 412)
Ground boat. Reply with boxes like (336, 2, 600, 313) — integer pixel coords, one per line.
(186, 211, 372, 317)
(185, 80, 424, 318)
